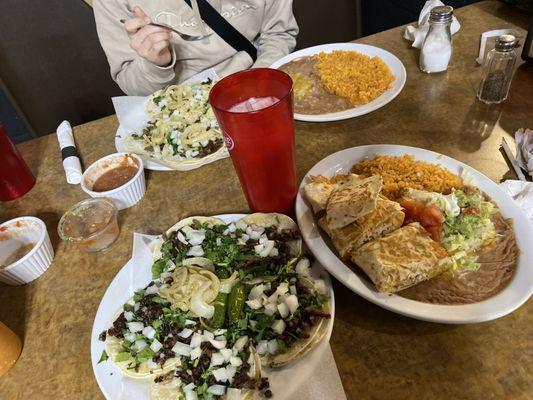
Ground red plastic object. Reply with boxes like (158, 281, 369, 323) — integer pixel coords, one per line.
(209, 68, 297, 215)
(0, 124, 35, 201)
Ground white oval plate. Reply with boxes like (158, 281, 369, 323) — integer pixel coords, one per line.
(91, 214, 335, 400)
(296, 145, 533, 324)
(270, 43, 406, 122)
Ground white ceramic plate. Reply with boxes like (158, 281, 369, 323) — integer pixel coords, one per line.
(270, 43, 406, 122)
(296, 144, 533, 324)
(91, 214, 335, 400)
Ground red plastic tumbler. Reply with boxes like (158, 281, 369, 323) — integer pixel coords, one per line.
(0, 124, 35, 201)
(209, 68, 297, 215)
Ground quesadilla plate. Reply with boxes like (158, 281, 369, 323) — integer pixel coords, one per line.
(296, 145, 533, 324)
(91, 214, 334, 400)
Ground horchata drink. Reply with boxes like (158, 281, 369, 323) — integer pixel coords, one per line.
(209, 68, 297, 215)
(0, 321, 22, 377)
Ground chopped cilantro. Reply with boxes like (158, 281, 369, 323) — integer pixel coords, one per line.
(98, 350, 108, 364)
(115, 352, 131, 362)
(136, 347, 155, 364)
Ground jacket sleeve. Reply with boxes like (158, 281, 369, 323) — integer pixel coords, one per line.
(93, 0, 177, 96)
(252, 0, 299, 68)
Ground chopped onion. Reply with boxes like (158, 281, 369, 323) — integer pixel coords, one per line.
(185, 389, 197, 400)
(177, 231, 188, 244)
(134, 302, 140, 312)
(314, 279, 327, 293)
(190, 346, 202, 360)
(233, 336, 248, 352)
(220, 271, 239, 294)
(230, 356, 242, 367)
(190, 282, 214, 319)
(248, 320, 257, 328)
(246, 298, 262, 310)
(259, 237, 268, 244)
(212, 368, 228, 382)
(215, 335, 226, 341)
(185, 319, 196, 326)
(276, 282, 289, 295)
(228, 223, 237, 232)
(207, 385, 227, 396)
(248, 284, 265, 300)
(235, 220, 246, 230)
(277, 303, 289, 319)
(145, 285, 159, 295)
(190, 333, 203, 348)
(267, 291, 279, 304)
(220, 348, 232, 360)
(186, 229, 205, 245)
(241, 233, 250, 242)
(182, 257, 214, 271)
(256, 340, 268, 355)
(285, 295, 299, 314)
(267, 339, 278, 354)
(150, 339, 163, 353)
(290, 285, 297, 295)
(254, 244, 264, 254)
(211, 352, 225, 366)
(271, 319, 286, 335)
(172, 341, 191, 357)
(259, 240, 275, 257)
(187, 245, 205, 257)
(178, 328, 194, 339)
(264, 303, 277, 316)
(124, 332, 136, 343)
(226, 388, 242, 400)
(269, 247, 279, 257)
(209, 338, 227, 350)
(183, 382, 196, 391)
(203, 330, 214, 340)
(296, 258, 311, 276)
(145, 360, 159, 370)
(142, 326, 156, 340)
(133, 339, 148, 351)
(213, 329, 227, 336)
(124, 311, 134, 322)
(127, 321, 144, 333)
(225, 364, 236, 382)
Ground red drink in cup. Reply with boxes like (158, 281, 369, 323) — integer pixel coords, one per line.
(209, 68, 297, 215)
(0, 123, 35, 201)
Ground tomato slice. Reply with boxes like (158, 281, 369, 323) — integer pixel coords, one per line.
(399, 199, 444, 241)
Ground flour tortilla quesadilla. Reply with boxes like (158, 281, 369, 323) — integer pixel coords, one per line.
(320, 195, 404, 259)
(325, 175, 382, 229)
(351, 222, 452, 293)
(304, 174, 363, 214)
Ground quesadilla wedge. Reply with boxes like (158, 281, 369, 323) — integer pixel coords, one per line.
(351, 222, 452, 293)
(304, 173, 363, 214)
(320, 195, 404, 259)
(326, 175, 382, 229)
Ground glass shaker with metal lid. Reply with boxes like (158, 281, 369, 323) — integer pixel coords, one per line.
(477, 34, 519, 104)
(419, 6, 454, 73)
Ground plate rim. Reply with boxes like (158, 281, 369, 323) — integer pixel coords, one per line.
(295, 144, 533, 324)
(91, 213, 336, 400)
(270, 42, 407, 122)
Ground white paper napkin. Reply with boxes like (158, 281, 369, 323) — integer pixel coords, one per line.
(515, 128, 533, 179)
(500, 180, 533, 226)
(56, 120, 83, 184)
(403, 0, 461, 48)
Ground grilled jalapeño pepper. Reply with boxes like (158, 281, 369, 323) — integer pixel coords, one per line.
(227, 283, 245, 324)
(211, 292, 228, 328)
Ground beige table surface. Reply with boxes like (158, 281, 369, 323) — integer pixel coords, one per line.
(1, 1, 532, 399)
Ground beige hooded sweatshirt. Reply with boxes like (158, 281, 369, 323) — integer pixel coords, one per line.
(93, 0, 298, 95)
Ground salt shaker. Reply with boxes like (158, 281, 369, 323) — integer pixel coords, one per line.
(419, 6, 454, 73)
(477, 34, 519, 104)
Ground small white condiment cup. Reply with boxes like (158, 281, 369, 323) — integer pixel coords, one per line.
(81, 153, 145, 210)
(0, 217, 54, 286)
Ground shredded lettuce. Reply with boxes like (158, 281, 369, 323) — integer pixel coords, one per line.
(406, 188, 497, 272)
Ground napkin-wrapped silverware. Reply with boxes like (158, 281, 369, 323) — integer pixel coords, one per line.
(56, 121, 83, 184)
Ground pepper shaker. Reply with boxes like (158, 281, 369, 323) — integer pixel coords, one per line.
(419, 6, 454, 73)
(477, 34, 518, 104)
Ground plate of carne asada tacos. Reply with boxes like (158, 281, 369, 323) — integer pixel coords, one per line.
(91, 213, 334, 400)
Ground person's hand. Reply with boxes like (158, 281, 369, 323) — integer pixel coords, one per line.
(124, 6, 173, 67)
